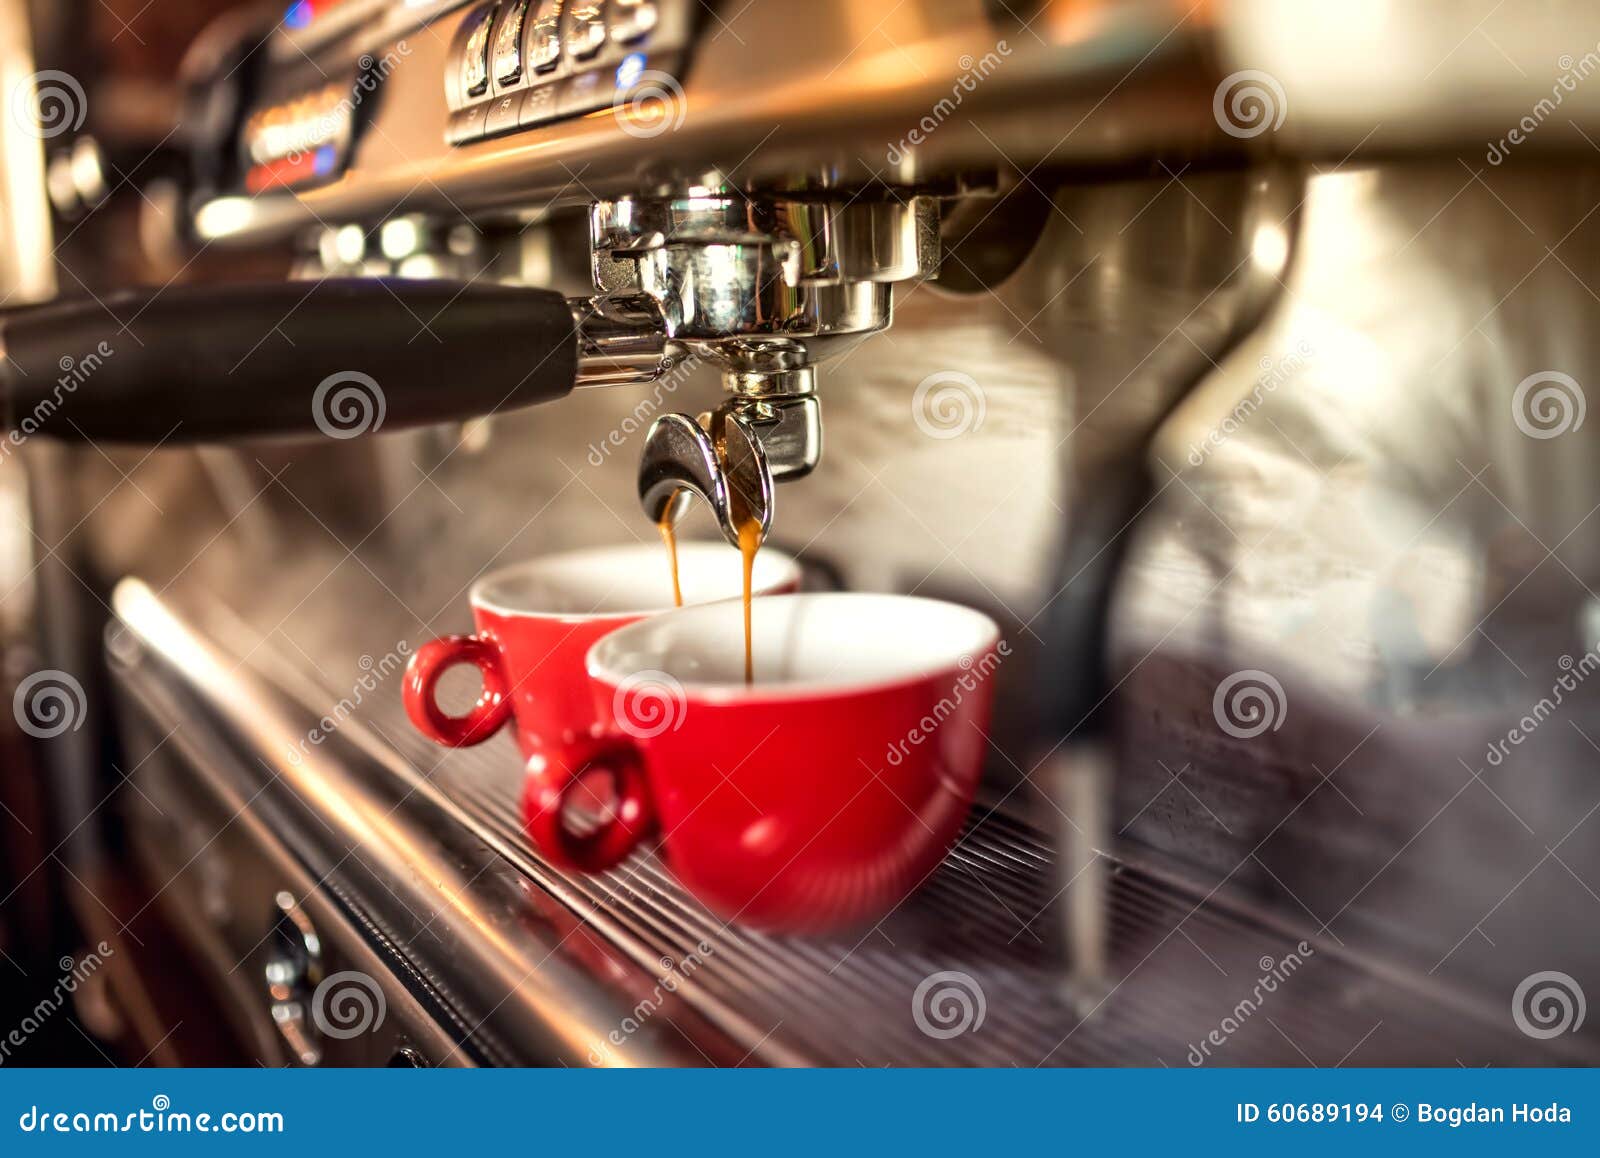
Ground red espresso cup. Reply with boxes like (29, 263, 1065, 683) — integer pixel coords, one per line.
(525, 593, 1004, 932)
(403, 542, 802, 755)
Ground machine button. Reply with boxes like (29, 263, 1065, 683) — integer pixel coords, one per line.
(484, 91, 522, 136)
(493, 0, 531, 87)
(607, 0, 658, 44)
(557, 67, 612, 117)
(529, 0, 565, 72)
(563, 2, 607, 61)
(461, 3, 500, 99)
(519, 83, 562, 126)
(447, 104, 489, 145)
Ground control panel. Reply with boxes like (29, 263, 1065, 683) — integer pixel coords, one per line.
(242, 79, 362, 194)
(444, 0, 695, 146)
(235, 0, 443, 196)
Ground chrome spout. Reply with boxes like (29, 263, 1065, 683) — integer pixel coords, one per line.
(637, 358, 821, 546)
(639, 409, 773, 546)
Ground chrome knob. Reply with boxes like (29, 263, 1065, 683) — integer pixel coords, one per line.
(563, 2, 607, 60)
(264, 891, 325, 1067)
(529, 0, 564, 71)
(607, 0, 658, 43)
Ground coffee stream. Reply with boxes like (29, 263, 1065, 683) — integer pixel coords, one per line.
(657, 421, 764, 684)
(657, 495, 684, 608)
(713, 411, 764, 686)
(736, 515, 761, 686)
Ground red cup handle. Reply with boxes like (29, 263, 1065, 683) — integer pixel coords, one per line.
(403, 635, 513, 747)
(522, 735, 657, 872)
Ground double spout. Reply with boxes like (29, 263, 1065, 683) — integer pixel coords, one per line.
(638, 359, 821, 546)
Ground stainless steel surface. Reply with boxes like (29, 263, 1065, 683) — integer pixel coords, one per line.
(192, 0, 1600, 247)
(109, 578, 715, 1067)
(608, 0, 658, 45)
(636, 371, 818, 544)
(193, 1, 1228, 243)
(570, 293, 679, 388)
(562, 2, 606, 62)
(589, 194, 933, 362)
(264, 891, 337, 1066)
(718, 389, 821, 485)
(1221, 0, 1600, 154)
(596, 191, 935, 543)
(1114, 158, 1600, 1019)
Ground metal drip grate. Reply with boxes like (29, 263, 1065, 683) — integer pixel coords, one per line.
(325, 677, 1547, 1066)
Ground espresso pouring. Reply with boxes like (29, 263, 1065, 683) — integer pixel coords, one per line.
(655, 516, 760, 684)
(656, 421, 766, 684)
(658, 496, 684, 609)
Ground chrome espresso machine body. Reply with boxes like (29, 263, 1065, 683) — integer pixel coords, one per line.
(4, 0, 1599, 1066)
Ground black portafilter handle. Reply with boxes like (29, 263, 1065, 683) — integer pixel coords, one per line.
(0, 279, 581, 443)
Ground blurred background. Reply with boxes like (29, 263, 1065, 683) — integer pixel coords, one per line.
(1, 0, 267, 1065)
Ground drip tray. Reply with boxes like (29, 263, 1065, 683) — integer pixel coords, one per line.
(402, 734, 1547, 1066)
(115, 584, 1556, 1067)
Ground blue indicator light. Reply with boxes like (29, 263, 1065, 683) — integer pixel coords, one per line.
(615, 52, 646, 89)
(285, 2, 314, 31)
(313, 144, 338, 177)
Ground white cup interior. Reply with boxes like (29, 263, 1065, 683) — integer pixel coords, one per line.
(472, 542, 800, 618)
(588, 593, 1002, 698)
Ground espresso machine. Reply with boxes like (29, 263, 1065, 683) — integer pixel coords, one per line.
(1, 0, 1597, 1066)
